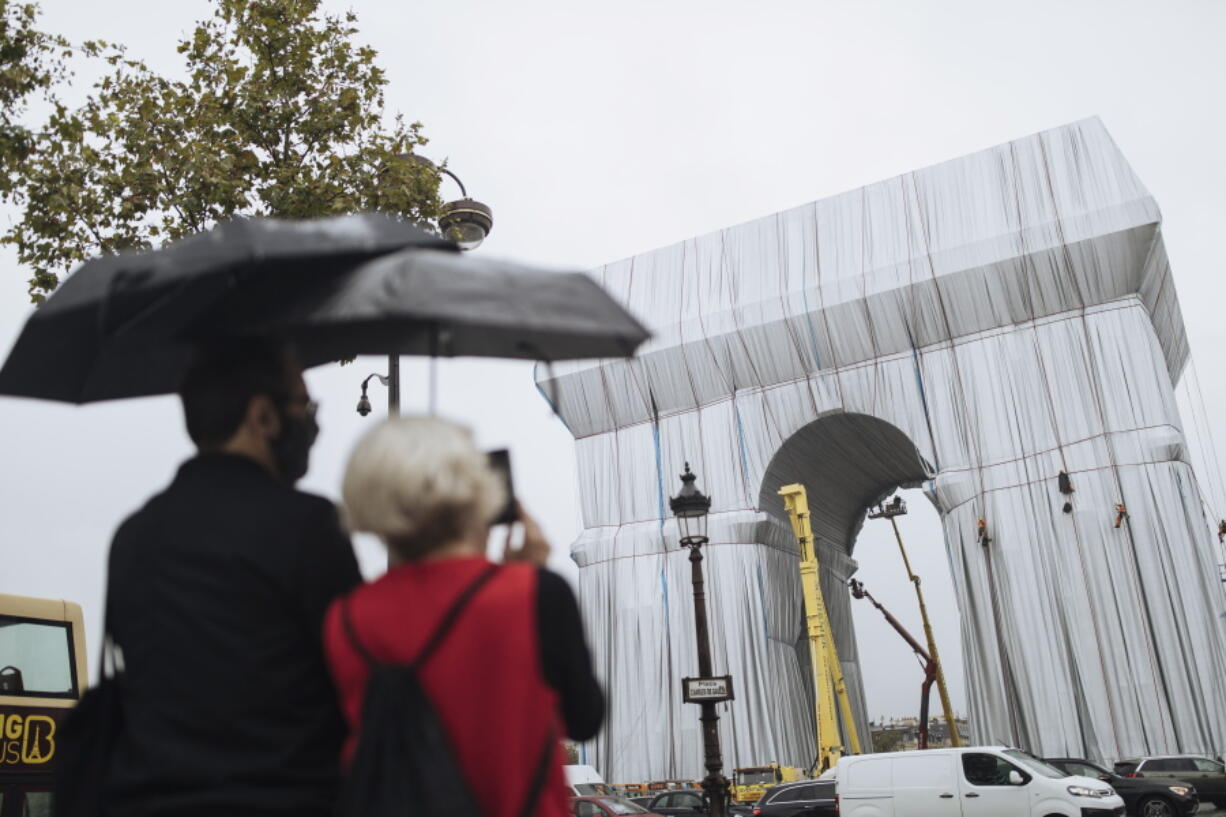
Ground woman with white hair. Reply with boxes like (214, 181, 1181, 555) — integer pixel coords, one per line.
(322, 416, 603, 817)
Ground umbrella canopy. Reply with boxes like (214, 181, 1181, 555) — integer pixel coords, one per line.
(0, 213, 648, 404)
(201, 248, 650, 365)
(0, 214, 454, 403)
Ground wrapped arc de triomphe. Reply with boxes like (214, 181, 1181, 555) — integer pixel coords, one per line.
(537, 118, 1226, 780)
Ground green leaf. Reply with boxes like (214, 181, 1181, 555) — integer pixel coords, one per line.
(4, 0, 444, 303)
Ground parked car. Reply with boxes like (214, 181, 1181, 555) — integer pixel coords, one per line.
(1046, 757, 1199, 817)
(1115, 756, 1226, 809)
(571, 794, 664, 817)
(750, 779, 837, 817)
(644, 789, 753, 817)
(835, 746, 1126, 817)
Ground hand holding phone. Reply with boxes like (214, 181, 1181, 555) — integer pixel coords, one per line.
(487, 449, 517, 526)
(503, 506, 551, 566)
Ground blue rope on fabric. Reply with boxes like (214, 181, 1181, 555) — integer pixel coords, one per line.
(755, 563, 770, 642)
(733, 395, 752, 504)
(652, 422, 667, 528)
(911, 346, 940, 472)
(652, 422, 672, 641)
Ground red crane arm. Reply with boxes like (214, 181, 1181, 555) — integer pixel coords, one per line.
(849, 579, 940, 750)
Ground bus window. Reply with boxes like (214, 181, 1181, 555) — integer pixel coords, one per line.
(0, 595, 88, 817)
(30, 790, 54, 816)
(0, 786, 54, 817)
(0, 617, 77, 699)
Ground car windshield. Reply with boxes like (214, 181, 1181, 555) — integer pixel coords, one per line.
(597, 798, 650, 815)
(1003, 750, 1066, 779)
(1074, 761, 1108, 778)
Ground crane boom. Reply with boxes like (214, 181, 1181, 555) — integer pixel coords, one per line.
(849, 579, 940, 749)
(778, 483, 862, 771)
(867, 496, 961, 747)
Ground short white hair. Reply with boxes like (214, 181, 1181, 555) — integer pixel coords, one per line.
(342, 416, 504, 555)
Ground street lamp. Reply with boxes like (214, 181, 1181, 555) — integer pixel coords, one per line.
(437, 180, 493, 251)
(356, 372, 393, 417)
(406, 153, 494, 251)
(669, 464, 732, 817)
(358, 154, 493, 417)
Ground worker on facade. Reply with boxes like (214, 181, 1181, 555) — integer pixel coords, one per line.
(324, 416, 604, 817)
(102, 341, 361, 817)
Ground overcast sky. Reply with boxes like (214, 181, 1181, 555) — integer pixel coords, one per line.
(3, 0, 1225, 723)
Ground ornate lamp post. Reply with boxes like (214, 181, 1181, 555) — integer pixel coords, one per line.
(670, 464, 732, 817)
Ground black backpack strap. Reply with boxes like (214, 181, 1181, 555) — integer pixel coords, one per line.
(412, 563, 501, 670)
(341, 563, 502, 670)
(515, 730, 556, 817)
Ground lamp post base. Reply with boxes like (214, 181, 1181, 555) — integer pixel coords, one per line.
(701, 701, 727, 816)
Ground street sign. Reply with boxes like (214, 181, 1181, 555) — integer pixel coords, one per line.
(682, 675, 734, 703)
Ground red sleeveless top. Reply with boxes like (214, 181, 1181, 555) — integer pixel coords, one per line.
(323, 558, 568, 817)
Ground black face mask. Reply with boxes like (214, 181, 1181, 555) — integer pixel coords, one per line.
(270, 405, 319, 484)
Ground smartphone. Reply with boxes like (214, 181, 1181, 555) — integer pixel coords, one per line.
(487, 449, 518, 526)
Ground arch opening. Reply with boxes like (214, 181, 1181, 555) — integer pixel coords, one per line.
(759, 412, 934, 553)
(756, 411, 949, 751)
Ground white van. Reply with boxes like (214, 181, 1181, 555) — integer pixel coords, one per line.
(836, 746, 1125, 817)
(564, 764, 609, 796)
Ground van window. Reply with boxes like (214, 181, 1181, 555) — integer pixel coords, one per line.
(1193, 759, 1224, 773)
(962, 753, 1024, 786)
(845, 757, 892, 788)
(1003, 750, 1064, 779)
(894, 754, 955, 787)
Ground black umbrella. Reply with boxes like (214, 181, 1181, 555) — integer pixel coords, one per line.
(0, 214, 648, 404)
(200, 248, 649, 365)
(0, 214, 454, 403)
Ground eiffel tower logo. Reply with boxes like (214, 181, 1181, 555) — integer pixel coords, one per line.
(24, 729, 42, 761)
(20, 715, 55, 764)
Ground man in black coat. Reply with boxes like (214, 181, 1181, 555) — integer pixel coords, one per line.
(103, 341, 362, 817)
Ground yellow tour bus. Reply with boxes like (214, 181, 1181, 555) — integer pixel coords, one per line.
(0, 593, 88, 817)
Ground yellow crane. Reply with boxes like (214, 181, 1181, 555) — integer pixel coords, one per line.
(867, 496, 961, 747)
(778, 483, 862, 772)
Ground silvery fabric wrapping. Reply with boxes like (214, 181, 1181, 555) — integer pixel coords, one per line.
(538, 117, 1226, 780)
